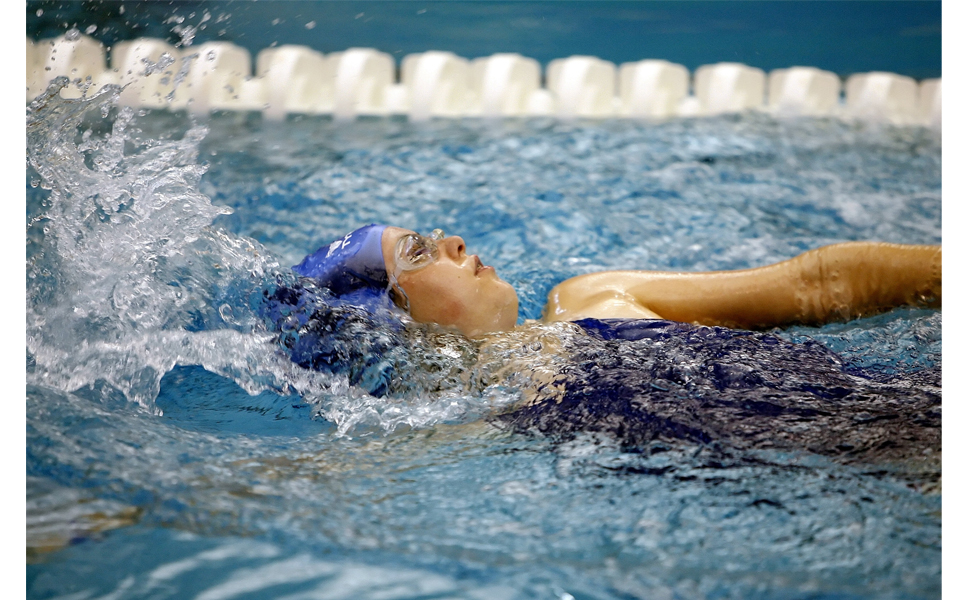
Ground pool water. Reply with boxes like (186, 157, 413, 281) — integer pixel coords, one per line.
(27, 82, 941, 598)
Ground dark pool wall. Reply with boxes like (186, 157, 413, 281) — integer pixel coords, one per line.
(26, 1, 942, 80)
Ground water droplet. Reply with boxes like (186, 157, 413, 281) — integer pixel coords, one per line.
(305, 21, 316, 30)
(85, 25, 97, 35)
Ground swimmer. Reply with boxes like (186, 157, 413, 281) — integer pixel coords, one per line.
(278, 224, 943, 465)
(292, 224, 941, 338)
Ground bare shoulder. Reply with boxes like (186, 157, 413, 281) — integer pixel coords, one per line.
(543, 272, 663, 322)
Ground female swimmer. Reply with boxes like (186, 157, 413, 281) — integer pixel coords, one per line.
(289, 224, 941, 338)
(272, 224, 942, 468)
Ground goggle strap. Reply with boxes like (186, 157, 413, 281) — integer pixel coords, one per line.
(387, 270, 411, 313)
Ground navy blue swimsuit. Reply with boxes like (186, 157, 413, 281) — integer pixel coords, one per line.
(500, 317, 940, 467)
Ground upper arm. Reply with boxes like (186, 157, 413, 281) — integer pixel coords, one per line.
(625, 266, 810, 329)
(544, 243, 942, 330)
(545, 266, 802, 328)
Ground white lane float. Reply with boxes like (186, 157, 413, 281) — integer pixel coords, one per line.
(332, 48, 396, 120)
(617, 59, 689, 119)
(111, 38, 181, 109)
(917, 78, 941, 130)
(693, 62, 767, 116)
(546, 55, 618, 118)
(27, 37, 42, 100)
(24, 33, 943, 129)
(844, 72, 919, 125)
(256, 45, 331, 120)
(469, 53, 542, 118)
(171, 41, 260, 114)
(33, 32, 108, 99)
(400, 51, 474, 121)
(767, 66, 841, 117)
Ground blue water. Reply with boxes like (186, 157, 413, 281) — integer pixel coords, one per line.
(27, 80, 941, 599)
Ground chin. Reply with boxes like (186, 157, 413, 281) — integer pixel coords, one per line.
(493, 290, 519, 332)
(461, 298, 518, 337)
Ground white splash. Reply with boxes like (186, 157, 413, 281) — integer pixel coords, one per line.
(25, 80, 530, 431)
(26, 79, 299, 410)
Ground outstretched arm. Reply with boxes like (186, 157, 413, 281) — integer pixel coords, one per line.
(543, 242, 941, 329)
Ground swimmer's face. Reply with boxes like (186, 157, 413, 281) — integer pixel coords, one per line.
(381, 227, 519, 337)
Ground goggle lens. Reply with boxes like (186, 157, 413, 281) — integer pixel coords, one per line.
(395, 229, 445, 273)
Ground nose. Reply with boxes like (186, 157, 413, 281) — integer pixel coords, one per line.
(438, 235, 466, 259)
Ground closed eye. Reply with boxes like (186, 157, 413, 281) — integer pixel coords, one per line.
(408, 246, 432, 262)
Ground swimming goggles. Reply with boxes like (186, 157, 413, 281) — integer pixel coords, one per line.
(388, 228, 445, 312)
(393, 228, 446, 275)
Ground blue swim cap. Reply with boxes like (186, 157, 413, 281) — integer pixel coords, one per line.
(293, 224, 390, 296)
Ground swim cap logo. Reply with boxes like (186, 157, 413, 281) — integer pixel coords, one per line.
(292, 224, 389, 296)
(326, 233, 354, 258)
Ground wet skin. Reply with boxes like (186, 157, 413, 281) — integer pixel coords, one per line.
(380, 227, 519, 338)
(380, 229, 940, 336)
(543, 242, 942, 330)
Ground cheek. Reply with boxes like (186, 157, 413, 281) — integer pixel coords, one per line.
(402, 274, 476, 325)
(417, 294, 465, 324)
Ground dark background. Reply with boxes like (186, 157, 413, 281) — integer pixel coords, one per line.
(27, 1, 942, 80)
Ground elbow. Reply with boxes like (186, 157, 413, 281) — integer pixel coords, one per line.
(793, 248, 857, 325)
(919, 246, 943, 308)
(796, 243, 943, 324)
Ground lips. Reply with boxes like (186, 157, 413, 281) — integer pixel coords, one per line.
(473, 255, 492, 276)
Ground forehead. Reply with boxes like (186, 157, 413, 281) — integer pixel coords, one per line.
(382, 226, 417, 249)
